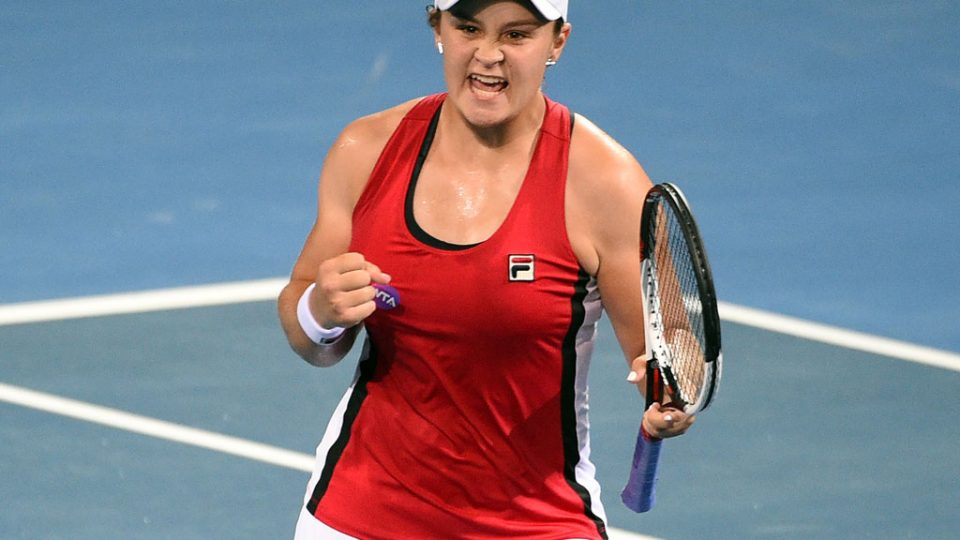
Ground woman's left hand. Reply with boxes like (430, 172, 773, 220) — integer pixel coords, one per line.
(642, 401, 694, 439)
(627, 355, 696, 439)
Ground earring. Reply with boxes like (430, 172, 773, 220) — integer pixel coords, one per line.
(545, 57, 557, 67)
(437, 42, 444, 55)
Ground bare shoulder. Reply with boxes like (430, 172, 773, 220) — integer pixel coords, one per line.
(326, 97, 423, 174)
(566, 114, 651, 275)
(568, 114, 652, 203)
(320, 97, 425, 203)
(567, 114, 652, 245)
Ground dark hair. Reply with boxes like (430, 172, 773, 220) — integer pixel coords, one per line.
(426, 4, 564, 35)
(427, 5, 442, 29)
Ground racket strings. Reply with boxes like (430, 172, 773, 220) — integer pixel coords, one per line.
(650, 201, 708, 405)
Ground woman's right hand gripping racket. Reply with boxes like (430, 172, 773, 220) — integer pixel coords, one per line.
(620, 182, 723, 513)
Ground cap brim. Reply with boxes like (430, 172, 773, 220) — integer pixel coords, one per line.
(530, 0, 564, 20)
(435, 0, 565, 21)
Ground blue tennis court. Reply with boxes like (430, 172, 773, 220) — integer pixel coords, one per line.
(2, 294, 958, 539)
(2, 2, 959, 539)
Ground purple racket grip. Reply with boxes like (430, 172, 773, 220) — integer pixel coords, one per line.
(621, 426, 663, 512)
(373, 283, 400, 311)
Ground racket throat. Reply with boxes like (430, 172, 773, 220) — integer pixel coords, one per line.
(645, 360, 662, 408)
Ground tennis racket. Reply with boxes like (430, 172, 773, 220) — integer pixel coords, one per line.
(620, 182, 723, 513)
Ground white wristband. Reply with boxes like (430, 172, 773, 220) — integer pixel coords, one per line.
(297, 283, 346, 345)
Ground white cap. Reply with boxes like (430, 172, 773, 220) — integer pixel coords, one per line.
(434, 0, 568, 21)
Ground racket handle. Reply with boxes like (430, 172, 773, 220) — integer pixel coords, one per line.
(621, 359, 664, 512)
(621, 425, 663, 512)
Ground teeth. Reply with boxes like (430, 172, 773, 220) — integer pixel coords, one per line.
(471, 75, 506, 84)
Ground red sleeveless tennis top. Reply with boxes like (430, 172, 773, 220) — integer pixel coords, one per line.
(303, 94, 607, 539)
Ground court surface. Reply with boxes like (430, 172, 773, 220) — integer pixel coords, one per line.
(2, 285, 958, 540)
(3, 1, 959, 539)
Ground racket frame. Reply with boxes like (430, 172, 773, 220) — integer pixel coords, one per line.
(640, 183, 723, 415)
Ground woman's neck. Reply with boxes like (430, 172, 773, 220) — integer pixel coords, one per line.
(440, 92, 546, 153)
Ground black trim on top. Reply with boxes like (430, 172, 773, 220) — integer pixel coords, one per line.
(405, 100, 573, 252)
(403, 103, 480, 251)
(306, 338, 379, 514)
(559, 269, 608, 539)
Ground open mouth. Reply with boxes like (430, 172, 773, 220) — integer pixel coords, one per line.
(469, 74, 509, 95)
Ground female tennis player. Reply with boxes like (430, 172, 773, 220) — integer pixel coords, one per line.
(278, 1, 693, 538)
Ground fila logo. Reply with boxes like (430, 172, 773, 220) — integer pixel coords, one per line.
(508, 254, 535, 282)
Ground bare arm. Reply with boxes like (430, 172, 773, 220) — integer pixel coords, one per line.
(278, 104, 412, 367)
(567, 115, 693, 438)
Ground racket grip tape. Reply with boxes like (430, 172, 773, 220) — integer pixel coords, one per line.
(620, 424, 663, 512)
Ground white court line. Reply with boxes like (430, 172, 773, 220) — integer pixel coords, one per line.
(0, 382, 314, 472)
(0, 382, 660, 540)
(1, 279, 957, 372)
(0, 278, 288, 326)
(719, 302, 960, 373)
